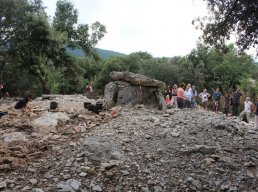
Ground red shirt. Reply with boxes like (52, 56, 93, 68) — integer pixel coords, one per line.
(177, 87, 184, 98)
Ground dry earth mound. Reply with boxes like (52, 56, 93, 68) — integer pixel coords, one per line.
(0, 96, 258, 191)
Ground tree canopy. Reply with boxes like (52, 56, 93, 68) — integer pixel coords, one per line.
(0, 0, 106, 94)
(0, 0, 258, 98)
(195, 0, 258, 54)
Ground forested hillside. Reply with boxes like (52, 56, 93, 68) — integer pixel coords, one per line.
(66, 47, 125, 59)
(0, 0, 257, 98)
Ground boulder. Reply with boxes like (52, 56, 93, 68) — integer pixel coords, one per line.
(56, 179, 82, 192)
(154, 89, 166, 110)
(80, 137, 124, 164)
(104, 72, 166, 109)
(110, 71, 166, 90)
(2, 132, 27, 143)
(117, 85, 157, 105)
(104, 81, 130, 108)
(31, 112, 70, 135)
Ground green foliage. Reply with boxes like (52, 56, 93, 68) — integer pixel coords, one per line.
(95, 44, 258, 97)
(239, 78, 258, 101)
(58, 57, 85, 93)
(95, 55, 140, 90)
(138, 57, 180, 85)
(0, 0, 106, 96)
(53, 0, 106, 60)
(195, 0, 258, 54)
(1, 0, 257, 98)
(0, 0, 28, 46)
(53, 0, 78, 45)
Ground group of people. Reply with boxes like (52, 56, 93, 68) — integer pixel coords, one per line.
(164, 85, 258, 130)
(165, 84, 200, 109)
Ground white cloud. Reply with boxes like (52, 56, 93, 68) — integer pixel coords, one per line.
(42, 0, 208, 57)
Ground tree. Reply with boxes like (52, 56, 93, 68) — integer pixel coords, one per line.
(195, 0, 258, 54)
(187, 44, 210, 88)
(75, 22, 106, 61)
(0, 0, 29, 82)
(53, 0, 106, 59)
(14, 1, 59, 93)
(53, 0, 78, 46)
(0, 0, 29, 46)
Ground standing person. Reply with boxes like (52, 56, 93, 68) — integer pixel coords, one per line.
(199, 89, 211, 110)
(191, 85, 198, 108)
(14, 95, 33, 113)
(232, 88, 242, 116)
(170, 84, 178, 108)
(212, 88, 222, 113)
(165, 95, 171, 105)
(85, 81, 93, 98)
(85, 82, 93, 93)
(184, 84, 192, 108)
(239, 97, 253, 123)
(254, 97, 258, 130)
(177, 83, 185, 109)
(165, 86, 172, 99)
(224, 93, 231, 116)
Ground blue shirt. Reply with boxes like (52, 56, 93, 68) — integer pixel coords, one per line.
(213, 92, 222, 101)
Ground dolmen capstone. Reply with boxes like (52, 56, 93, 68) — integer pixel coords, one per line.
(104, 71, 166, 109)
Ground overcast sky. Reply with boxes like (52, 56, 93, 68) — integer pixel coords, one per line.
(42, 0, 209, 57)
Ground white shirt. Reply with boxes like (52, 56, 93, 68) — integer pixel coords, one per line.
(244, 101, 253, 112)
(199, 92, 209, 103)
(184, 89, 192, 101)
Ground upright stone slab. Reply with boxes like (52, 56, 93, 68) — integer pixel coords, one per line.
(117, 85, 157, 105)
(104, 71, 166, 109)
(104, 81, 130, 108)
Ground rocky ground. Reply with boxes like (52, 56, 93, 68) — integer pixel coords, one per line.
(0, 95, 258, 192)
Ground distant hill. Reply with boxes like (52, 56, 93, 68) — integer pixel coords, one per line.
(66, 47, 126, 59)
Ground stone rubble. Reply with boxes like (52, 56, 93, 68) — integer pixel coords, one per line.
(0, 95, 258, 191)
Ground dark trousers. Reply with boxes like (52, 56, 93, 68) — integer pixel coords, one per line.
(184, 100, 191, 108)
(232, 103, 240, 116)
(177, 97, 184, 109)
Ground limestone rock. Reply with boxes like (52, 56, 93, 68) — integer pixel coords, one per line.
(110, 71, 166, 89)
(32, 112, 70, 135)
(2, 132, 27, 143)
